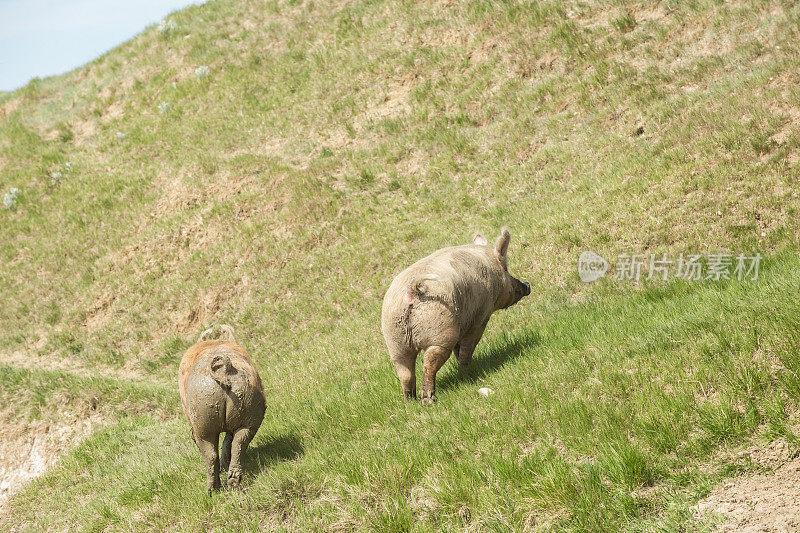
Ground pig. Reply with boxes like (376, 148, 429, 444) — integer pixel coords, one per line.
(178, 325, 266, 493)
(381, 228, 530, 404)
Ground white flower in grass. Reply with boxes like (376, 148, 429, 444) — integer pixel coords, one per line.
(478, 387, 494, 397)
(3, 188, 18, 210)
(49, 162, 72, 185)
(158, 18, 178, 33)
(195, 65, 209, 78)
(116, 131, 126, 140)
(157, 101, 171, 113)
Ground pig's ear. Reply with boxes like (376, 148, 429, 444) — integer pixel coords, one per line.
(198, 327, 215, 342)
(218, 324, 237, 344)
(494, 227, 511, 260)
(472, 232, 488, 246)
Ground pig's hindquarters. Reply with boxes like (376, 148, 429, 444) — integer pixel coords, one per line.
(387, 297, 459, 404)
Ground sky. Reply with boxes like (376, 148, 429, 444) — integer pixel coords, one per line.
(0, 0, 204, 91)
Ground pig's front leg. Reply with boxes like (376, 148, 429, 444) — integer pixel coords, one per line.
(420, 345, 453, 405)
(455, 319, 489, 366)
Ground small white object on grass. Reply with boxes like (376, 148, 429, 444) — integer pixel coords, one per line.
(478, 387, 494, 397)
(116, 131, 126, 140)
(195, 65, 209, 78)
(3, 188, 18, 210)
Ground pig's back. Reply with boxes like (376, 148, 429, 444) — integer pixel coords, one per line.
(401, 244, 497, 301)
(179, 342, 260, 435)
(383, 245, 499, 345)
(179, 341, 241, 392)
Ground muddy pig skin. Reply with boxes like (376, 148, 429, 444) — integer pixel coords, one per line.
(178, 327, 265, 493)
(381, 228, 531, 404)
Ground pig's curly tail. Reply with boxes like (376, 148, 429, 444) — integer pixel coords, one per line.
(408, 274, 441, 298)
(210, 352, 232, 389)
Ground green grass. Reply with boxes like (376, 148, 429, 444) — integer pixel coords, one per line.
(0, 365, 176, 422)
(1, 0, 800, 530)
(7, 255, 800, 531)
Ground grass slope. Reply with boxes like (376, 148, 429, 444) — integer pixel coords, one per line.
(6, 257, 800, 531)
(1, 0, 799, 530)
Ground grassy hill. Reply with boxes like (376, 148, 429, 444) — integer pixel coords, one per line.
(1, 0, 799, 530)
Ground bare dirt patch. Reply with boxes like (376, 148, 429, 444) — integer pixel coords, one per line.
(697, 439, 800, 532)
(72, 117, 99, 146)
(362, 81, 412, 124)
(0, 411, 102, 511)
(0, 98, 22, 120)
(770, 108, 800, 146)
(154, 168, 202, 212)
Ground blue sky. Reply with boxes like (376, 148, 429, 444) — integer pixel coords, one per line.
(0, 0, 204, 91)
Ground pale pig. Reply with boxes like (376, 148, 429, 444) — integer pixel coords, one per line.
(381, 228, 530, 404)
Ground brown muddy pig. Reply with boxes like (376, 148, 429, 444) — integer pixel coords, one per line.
(178, 325, 266, 493)
(381, 228, 530, 404)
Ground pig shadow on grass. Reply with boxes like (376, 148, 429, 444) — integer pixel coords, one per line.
(436, 328, 542, 393)
(242, 433, 303, 474)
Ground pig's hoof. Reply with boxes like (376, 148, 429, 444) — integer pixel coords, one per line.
(421, 395, 436, 406)
(228, 468, 242, 488)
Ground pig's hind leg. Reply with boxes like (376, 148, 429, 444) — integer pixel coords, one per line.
(196, 436, 221, 495)
(421, 345, 454, 405)
(389, 344, 418, 400)
(227, 427, 256, 488)
(220, 432, 233, 471)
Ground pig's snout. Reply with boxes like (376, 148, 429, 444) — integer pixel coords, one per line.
(507, 277, 530, 306)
